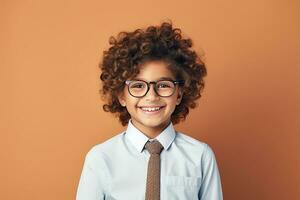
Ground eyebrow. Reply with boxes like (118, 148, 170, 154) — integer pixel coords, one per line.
(132, 77, 175, 81)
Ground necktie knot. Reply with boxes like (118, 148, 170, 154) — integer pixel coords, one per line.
(145, 140, 164, 155)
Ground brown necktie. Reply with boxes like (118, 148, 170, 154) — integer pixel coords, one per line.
(144, 140, 164, 200)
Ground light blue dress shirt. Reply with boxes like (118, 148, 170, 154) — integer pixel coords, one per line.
(76, 120, 223, 200)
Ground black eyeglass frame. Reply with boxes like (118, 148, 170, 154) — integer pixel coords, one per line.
(125, 79, 185, 98)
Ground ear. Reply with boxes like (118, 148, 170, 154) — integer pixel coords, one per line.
(176, 88, 183, 105)
(117, 92, 126, 107)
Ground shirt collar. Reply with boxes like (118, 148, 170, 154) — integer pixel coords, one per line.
(125, 119, 176, 153)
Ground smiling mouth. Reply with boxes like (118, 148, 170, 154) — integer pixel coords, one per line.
(138, 106, 165, 112)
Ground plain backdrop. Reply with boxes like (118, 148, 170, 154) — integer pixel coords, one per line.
(1, 0, 299, 199)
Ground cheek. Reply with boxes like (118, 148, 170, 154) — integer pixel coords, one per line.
(170, 92, 181, 104)
(165, 98, 178, 109)
(125, 97, 139, 109)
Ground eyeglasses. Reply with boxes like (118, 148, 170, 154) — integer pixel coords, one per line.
(125, 79, 184, 98)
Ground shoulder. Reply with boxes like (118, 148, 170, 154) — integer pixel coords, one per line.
(175, 131, 207, 149)
(84, 131, 125, 162)
(175, 131, 217, 158)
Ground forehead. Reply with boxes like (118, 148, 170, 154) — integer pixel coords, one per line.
(135, 60, 175, 81)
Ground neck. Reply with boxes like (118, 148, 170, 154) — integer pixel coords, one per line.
(131, 120, 171, 139)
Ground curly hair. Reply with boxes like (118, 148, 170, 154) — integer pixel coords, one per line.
(99, 21, 207, 126)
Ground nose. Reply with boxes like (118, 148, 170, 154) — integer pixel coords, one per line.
(145, 83, 159, 101)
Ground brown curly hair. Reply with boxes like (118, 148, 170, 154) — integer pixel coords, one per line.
(99, 21, 207, 126)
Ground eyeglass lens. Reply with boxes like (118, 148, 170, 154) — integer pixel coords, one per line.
(128, 80, 175, 97)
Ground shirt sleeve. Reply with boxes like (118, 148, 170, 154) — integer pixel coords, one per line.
(198, 143, 223, 200)
(76, 148, 107, 200)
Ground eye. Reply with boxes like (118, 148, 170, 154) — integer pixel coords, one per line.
(158, 84, 169, 88)
(157, 81, 173, 88)
(130, 83, 145, 88)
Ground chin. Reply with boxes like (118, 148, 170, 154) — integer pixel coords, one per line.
(141, 118, 169, 128)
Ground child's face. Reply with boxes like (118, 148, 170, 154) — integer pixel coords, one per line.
(118, 60, 183, 136)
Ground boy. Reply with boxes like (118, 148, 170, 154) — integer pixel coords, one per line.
(76, 21, 223, 200)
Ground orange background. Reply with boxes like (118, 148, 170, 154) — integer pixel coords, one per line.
(1, 0, 299, 199)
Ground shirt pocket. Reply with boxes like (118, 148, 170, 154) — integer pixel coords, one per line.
(165, 175, 201, 188)
(164, 175, 201, 199)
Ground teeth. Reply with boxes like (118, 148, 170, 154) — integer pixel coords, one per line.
(140, 107, 162, 112)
